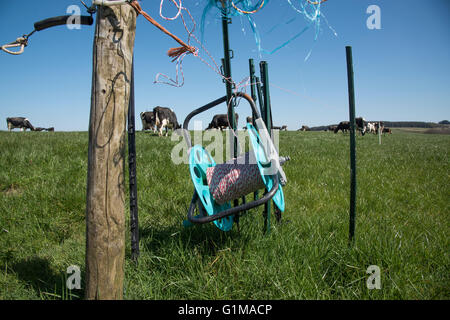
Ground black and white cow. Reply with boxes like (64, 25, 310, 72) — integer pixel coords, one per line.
(140, 111, 156, 133)
(366, 122, 376, 134)
(34, 127, 54, 132)
(243, 116, 253, 130)
(328, 125, 337, 132)
(206, 113, 239, 131)
(334, 118, 367, 135)
(299, 125, 310, 131)
(334, 121, 350, 134)
(6, 117, 35, 131)
(374, 122, 385, 134)
(153, 106, 180, 136)
(355, 117, 367, 135)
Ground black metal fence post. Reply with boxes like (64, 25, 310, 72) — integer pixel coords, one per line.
(260, 61, 272, 234)
(346, 46, 357, 243)
(221, 9, 236, 154)
(220, 4, 241, 228)
(249, 59, 260, 202)
(128, 57, 139, 261)
(249, 59, 258, 123)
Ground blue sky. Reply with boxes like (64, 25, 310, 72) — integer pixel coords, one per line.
(0, 0, 449, 131)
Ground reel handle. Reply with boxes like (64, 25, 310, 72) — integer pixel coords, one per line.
(182, 92, 261, 149)
(34, 15, 94, 32)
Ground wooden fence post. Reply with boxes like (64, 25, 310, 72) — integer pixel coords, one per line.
(85, 4, 136, 300)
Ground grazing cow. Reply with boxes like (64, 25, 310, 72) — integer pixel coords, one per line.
(367, 122, 376, 134)
(299, 125, 310, 132)
(45, 127, 54, 132)
(273, 125, 288, 131)
(243, 116, 254, 130)
(374, 122, 385, 134)
(140, 111, 156, 133)
(34, 127, 54, 132)
(153, 106, 180, 136)
(355, 117, 367, 135)
(334, 121, 350, 133)
(206, 113, 239, 131)
(328, 125, 337, 132)
(6, 117, 35, 132)
(334, 118, 367, 135)
(382, 127, 392, 134)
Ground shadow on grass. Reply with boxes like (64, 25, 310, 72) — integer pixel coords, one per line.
(137, 219, 250, 261)
(8, 256, 83, 300)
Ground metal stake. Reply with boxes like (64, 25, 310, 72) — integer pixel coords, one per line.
(346, 46, 357, 243)
(220, 2, 241, 227)
(128, 57, 139, 261)
(260, 61, 272, 234)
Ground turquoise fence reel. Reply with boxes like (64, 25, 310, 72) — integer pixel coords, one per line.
(189, 145, 233, 231)
(188, 122, 285, 232)
(246, 122, 285, 212)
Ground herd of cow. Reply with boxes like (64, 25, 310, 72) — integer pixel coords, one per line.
(140, 106, 181, 136)
(140, 107, 239, 136)
(140, 107, 290, 136)
(140, 108, 392, 137)
(299, 118, 392, 135)
(6, 112, 391, 137)
(6, 117, 54, 132)
(330, 118, 392, 135)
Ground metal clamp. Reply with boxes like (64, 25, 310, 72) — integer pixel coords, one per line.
(1, 37, 28, 55)
(92, 0, 132, 6)
(80, 0, 97, 14)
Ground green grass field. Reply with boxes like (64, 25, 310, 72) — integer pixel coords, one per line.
(0, 129, 448, 300)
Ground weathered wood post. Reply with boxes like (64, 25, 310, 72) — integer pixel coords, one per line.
(85, 3, 136, 300)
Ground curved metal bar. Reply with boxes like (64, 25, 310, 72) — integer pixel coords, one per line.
(182, 92, 261, 149)
(187, 175, 279, 225)
(34, 15, 94, 32)
(182, 95, 227, 148)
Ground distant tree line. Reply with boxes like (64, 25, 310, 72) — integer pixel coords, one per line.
(377, 121, 447, 128)
(305, 121, 449, 131)
(309, 126, 329, 131)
